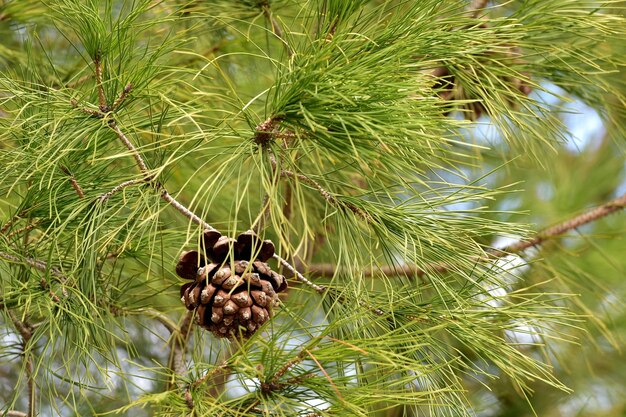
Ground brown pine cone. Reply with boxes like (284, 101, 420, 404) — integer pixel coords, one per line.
(177, 229, 287, 338)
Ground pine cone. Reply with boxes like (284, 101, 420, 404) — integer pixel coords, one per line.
(176, 229, 287, 338)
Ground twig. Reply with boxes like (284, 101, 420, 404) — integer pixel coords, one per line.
(305, 192, 626, 279)
(0, 252, 65, 280)
(98, 178, 145, 202)
(259, 349, 308, 397)
(6, 411, 28, 417)
(270, 155, 370, 221)
(111, 83, 133, 111)
(500, 192, 626, 253)
(93, 51, 107, 111)
(1, 212, 26, 235)
(168, 310, 194, 388)
(469, 0, 490, 18)
(6, 224, 37, 240)
(108, 122, 151, 175)
(82, 65, 214, 232)
(9, 311, 35, 417)
(190, 361, 232, 389)
(59, 165, 85, 199)
(160, 189, 213, 230)
(261, 5, 294, 57)
(0, 252, 66, 302)
(184, 359, 232, 412)
(273, 253, 326, 293)
(276, 254, 386, 316)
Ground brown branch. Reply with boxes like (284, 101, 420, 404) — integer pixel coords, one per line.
(0, 252, 67, 302)
(93, 51, 107, 111)
(108, 121, 151, 175)
(499, 192, 626, 253)
(276, 254, 386, 315)
(6, 411, 28, 417)
(168, 310, 194, 389)
(259, 349, 308, 397)
(9, 312, 35, 417)
(262, 5, 294, 57)
(184, 358, 233, 412)
(111, 83, 133, 111)
(273, 159, 371, 221)
(6, 224, 37, 240)
(1, 212, 26, 235)
(59, 165, 85, 199)
(469, 0, 490, 18)
(98, 178, 145, 202)
(306, 192, 626, 279)
(190, 361, 232, 390)
(273, 253, 326, 293)
(160, 189, 213, 230)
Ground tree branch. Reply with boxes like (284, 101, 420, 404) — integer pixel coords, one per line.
(6, 224, 37, 240)
(133, 308, 180, 334)
(261, 5, 294, 57)
(469, 0, 490, 17)
(59, 165, 85, 199)
(1, 212, 26, 235)
(93, 51, 107, 111)
(0, 252, 67, 302)
(305, 192, 626, 279)
(499, 192, 626, 253)
(168, 310, 194, 389)
(98, 178, 145, 202)
(271, 155, 371, 221)
(108, 121, 151, 175)
(273, 253, 326, 293)
(6, 411, 28, 417)
(8, 311, 35, 417)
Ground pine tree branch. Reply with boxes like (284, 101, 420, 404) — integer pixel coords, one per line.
(1, 212, 26, 235)
(111, 83, 133, 111)
(305, 192, 626, 279)
(108, 121, 151, 175)
(5, 411, 28, 417)
(93, 51, 107, 111)
(5, 224, 37, 240)
(134, 308, 179, 334)
(469, 0, 490, 18)
(270, 155, 371, 221)
(168, 310, 194, 389)
(261, 4, 294, 57)
(8, 311, 35, 417)
(498, 192, 626, 253)
(273, 253, 326, 293)
(79, 81, 214, 230)
(59, 165, 85, 199)
(160, 189, 213, 230)
(0, 252, 66, 302)
(98, 178, 145, 202)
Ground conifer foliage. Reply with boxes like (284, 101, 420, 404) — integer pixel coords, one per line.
(1, 1, 626, 416)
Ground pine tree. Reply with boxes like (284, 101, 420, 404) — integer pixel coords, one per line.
(1, 1, 625, 416)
